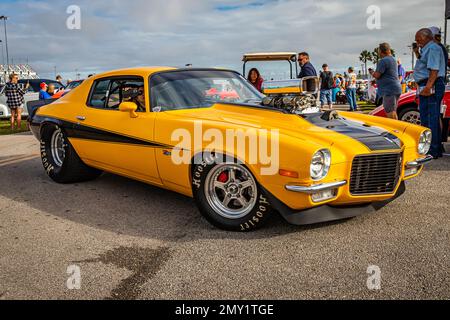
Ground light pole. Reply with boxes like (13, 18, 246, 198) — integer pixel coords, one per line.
(0, 16, 9, 77)
(0, 39, 4, 83)
(407, 45, 415, 70)
(0, 40, 3, 65)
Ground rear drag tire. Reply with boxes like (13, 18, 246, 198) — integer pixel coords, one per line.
(40, 124, 102, 183)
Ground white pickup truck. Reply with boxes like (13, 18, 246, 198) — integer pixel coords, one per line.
(0, 79, 64, 119)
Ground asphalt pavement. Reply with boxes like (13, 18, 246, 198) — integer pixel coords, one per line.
(0, 132, 449, 300)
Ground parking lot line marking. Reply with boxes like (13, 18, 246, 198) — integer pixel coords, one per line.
(0, 154, 40, 166)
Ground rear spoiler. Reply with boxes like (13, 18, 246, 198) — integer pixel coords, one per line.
(26, 99, 55, 120)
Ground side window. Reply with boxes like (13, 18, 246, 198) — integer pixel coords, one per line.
(107, 79, 145, 111)
(29, 83, 40, 93)
(89, 80, 110, 108)
(88, 77, 145, 111)
(50, 82, 64, 91)
(18, 80, 38, 93)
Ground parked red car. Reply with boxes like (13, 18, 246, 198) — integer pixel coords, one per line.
(370, 89, 450, 138)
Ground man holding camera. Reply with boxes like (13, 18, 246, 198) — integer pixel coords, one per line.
(413, 28, 446, 159)
(370, 43, 402, 120)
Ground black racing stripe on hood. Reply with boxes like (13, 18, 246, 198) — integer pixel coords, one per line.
(32, 115, 173, 148)
(302, 113, 402, 151)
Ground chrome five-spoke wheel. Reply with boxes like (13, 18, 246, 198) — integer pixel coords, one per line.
(204, 164, 257, 219)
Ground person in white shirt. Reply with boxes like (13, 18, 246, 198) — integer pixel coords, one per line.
(345, 67, 358, 111)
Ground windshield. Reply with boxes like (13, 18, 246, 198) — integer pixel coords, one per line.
(67, 81, 82, 90)
(150, 70, 264, 111)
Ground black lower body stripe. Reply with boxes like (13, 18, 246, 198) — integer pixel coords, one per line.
(30, 115, 173, 148)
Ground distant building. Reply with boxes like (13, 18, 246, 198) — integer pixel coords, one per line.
(0, 64, 39, 84)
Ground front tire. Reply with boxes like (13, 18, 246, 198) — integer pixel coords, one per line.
(192, 155, 272, 231)
(40, 124, 102, 183)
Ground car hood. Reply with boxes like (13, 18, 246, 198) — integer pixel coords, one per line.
(398, 91, 416, 103)
(165, 104, 402, 152)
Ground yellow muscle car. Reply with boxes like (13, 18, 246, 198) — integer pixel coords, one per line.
(28, 67, 433, 231)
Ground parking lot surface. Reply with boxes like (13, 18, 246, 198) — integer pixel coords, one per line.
(0, 132, 449, 299)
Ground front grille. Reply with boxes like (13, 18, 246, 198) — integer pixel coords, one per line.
(350, 153, 402, 195)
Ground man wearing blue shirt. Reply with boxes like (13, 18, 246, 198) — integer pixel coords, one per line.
(372, 43, 402, 119)
(39, 82, 52, 100)
(297, 52, 318, 93)
(297, 52, 317, 78)
(413, 28, 446, 159)
(429, 26, 448, 71)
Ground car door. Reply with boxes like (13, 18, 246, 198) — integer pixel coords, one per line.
(443, 87, 450, 118)
(69, 76, 162, 185)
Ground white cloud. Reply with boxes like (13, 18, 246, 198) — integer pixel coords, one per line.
(0, 0, 445, 80)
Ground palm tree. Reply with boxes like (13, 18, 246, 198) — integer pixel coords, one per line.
(372, 47, 380, 64)
(372, 47, 396, 64)
(359, 50, 372, 77)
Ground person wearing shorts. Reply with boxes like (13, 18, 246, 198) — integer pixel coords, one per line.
(371, 43, 402, 119)
(383, 95, 400, 115)
(5, 73, 29, 131)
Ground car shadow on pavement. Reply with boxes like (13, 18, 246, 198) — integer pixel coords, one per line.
(423, 156, 450, 172)
(0, 158, 348, 242)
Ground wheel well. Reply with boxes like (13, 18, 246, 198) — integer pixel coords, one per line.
(0, 104, 9, 117)
(397, 102, 418, 115)
(40, 121, 62, 136)
(189, 152, 253, 184)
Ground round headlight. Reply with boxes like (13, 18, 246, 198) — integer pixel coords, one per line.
(310, 149, 331, 181)
(418, 130, 432, 155)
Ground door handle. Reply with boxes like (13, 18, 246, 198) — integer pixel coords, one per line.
(76, 116, 86, 121)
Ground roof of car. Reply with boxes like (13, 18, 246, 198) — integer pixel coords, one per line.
(90, 67, 177, 79)
(18, 78, 61, 83)
(242, 52, 298, 62)
(88, 67, 240, 81)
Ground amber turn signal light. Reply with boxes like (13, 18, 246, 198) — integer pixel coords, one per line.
(279, 169, 299, 178)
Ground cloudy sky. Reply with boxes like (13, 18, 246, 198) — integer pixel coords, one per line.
(0, 0, 446, 80)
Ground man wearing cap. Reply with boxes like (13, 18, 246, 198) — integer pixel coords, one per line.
(413, 28, 446, 159)
(429, 26, 449, 152)
(319, 64, 333, 109)
(39, 82, 52, 100)
(429, 26, 448, 71)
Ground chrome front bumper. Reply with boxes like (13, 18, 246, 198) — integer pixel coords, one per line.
(406, 155, 434, 168)
(285, 180, 347, 194)
(285, 155, 432, 194)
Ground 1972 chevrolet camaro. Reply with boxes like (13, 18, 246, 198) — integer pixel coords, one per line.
(28, 67, 433, 231)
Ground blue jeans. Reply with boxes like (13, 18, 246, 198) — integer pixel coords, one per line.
(320, 89, 332, 106)
(346, 88, 357, 110)
(418, 77, 445, 157)
(331, 88, 340, 103)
